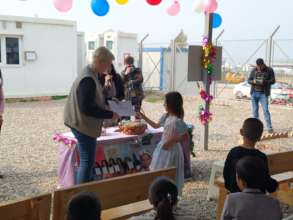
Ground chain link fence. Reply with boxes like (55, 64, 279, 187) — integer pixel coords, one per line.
(141, 38, 293, 97)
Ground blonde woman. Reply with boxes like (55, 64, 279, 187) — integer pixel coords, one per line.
(64, 47, 120, 184)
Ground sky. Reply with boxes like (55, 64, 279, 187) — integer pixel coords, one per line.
(0, 0, 293, 45)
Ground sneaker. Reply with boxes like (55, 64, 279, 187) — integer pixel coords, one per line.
(268, 129, 274, 134)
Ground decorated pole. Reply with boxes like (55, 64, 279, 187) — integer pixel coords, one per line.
(200, 13, 214, 151)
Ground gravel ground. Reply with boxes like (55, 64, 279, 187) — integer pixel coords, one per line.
(0, 93, 292, 219)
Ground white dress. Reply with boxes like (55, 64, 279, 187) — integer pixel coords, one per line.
(150, 116, 185, 196)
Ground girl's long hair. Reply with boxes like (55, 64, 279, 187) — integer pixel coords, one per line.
(165, 91, 184, 119)
(149, 177, 178, 220)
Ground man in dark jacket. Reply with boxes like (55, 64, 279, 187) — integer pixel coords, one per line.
(248, 58, 275, 133)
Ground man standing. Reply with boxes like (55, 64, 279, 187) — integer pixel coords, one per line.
(121, 56, 144, 112)
(248, 58, 275, 133)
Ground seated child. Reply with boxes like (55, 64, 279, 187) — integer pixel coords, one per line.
(223, 118, 278, 193)
(138, 93, 192, 179)
(129, 177, 194, 220)
(221, 156, 282, 220)
(140, 152, 152, 171)
(67, 191, 101, 220)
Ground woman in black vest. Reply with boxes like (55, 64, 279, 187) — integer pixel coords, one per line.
(64, 47, 120, 184)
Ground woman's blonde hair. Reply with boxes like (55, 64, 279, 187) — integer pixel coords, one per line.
(92, 46, 115, 63)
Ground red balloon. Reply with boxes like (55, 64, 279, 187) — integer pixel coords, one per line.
(146, 0, 162, 6)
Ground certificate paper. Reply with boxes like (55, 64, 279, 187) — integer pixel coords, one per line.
(108, 100, 135, 116)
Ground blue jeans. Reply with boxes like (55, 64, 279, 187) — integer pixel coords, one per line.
(71, 128, 97, 184)
(251, 91, 273, 130)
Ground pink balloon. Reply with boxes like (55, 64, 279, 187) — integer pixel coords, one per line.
(53, 0, 73, 12)
(203, 0, 218, 13)
(166, 0, 181, 16)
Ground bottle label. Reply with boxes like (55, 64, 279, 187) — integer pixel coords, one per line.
(109, 167, 115, 174)
(128, 162, 134, 169)
(102, 167, 109, 174)
(114, 165, 120, 172)
(95, 168, 102, 176)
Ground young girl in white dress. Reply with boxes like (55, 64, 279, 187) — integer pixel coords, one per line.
(142, 92, 185, 195)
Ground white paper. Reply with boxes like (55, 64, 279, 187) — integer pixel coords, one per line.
(95, 168, 102, 175)
(108, 100, 135, 116)
(102, 167, 109, 174)
(114, 165, 120, 172)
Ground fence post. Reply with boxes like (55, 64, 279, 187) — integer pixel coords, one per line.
(170, 40, 176, 91)
(268, 26, 280, 67)
(138, 34, 150, 70)
(214, 29, 225, 98)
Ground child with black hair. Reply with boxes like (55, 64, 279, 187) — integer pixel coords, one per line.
(67, 192, 101, 220)
(223, 118, 278, 193)
(138, 91, 192, 179)
(140, 152, 152, 171)
(143, 92, 186, 195)
(221, 156, 282, 220)
(129, 177, 194, 220)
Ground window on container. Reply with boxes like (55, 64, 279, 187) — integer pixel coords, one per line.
(88, 41, 96, 50)
(6, 37, 20, 65)
(106, 41, 113, 50)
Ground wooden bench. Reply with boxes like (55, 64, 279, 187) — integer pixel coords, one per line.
(52, 167, 176, 220)
(0, 193, 51, 220)
(215, 151, 293, 220)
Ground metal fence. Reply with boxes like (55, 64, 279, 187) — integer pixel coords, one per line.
(140, 38, 293, 95)
(217, 39, 293, 84)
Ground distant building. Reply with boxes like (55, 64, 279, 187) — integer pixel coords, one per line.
(0, 15, 85, 98)
(85, 30, 138, 72)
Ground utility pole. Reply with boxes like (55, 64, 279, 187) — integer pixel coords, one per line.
(268, 26, 280, 66)
(200, 13, 214, 151)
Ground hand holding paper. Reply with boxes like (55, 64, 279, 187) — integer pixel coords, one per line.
(108, 100, 135, 117)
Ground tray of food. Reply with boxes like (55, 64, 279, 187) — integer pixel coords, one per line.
(117, 120, 148, 135)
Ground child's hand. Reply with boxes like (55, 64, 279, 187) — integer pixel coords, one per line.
(163, 134, 182, 150)
(135, 112, 141, 119)
(136, 111, 145, 119)
(112, 112, 121, 121)
(112, 97, 119, 103)
(181, 133, 189, 142)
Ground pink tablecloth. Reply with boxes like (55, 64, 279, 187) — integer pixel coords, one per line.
(54, 126, 163, 188)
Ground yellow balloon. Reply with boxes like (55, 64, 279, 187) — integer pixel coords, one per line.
(116, 0, 128, 5)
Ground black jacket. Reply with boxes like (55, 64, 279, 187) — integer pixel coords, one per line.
(248, 66, 275, 97)
(99, 73, 125, 101)
(223, 146, 278, 193)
